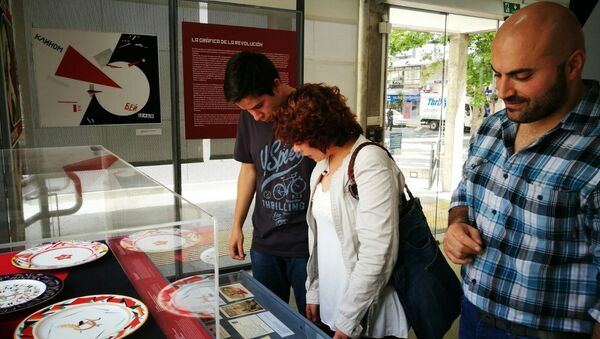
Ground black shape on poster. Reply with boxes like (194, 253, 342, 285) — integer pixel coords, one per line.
(80, 34, 160, 125)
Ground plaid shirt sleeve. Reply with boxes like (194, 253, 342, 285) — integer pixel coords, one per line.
(450, 135, 478, 210)
(588, 184, 600, 322)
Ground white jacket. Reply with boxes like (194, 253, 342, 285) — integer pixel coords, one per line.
(305, 135, 406, 337)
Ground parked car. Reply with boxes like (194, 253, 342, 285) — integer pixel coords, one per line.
(390, 109, 408, 128)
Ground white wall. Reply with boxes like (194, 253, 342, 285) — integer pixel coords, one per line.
(583, 3, 600, 80)
(218, 0, 360, 112)
(304, 1, 359, 112)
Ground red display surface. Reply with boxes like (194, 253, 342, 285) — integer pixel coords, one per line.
(108, 229, 215, 339)
(0, 252, 69, 335)
(182, 22, 297, 139)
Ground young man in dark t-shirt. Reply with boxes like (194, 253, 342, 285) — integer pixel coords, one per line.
(223, 51, 315, 316)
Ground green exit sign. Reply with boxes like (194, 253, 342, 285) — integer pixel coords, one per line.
(503, 2, 521, 14)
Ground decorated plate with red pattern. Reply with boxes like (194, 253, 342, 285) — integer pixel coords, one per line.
(11, 241, 108, 270)
(119, 228, 200, 253)
(157, 274, 215, 318)
(199, 247, 215, 265)
(0, 273, 63, 314)
(14, 294, 148, 339)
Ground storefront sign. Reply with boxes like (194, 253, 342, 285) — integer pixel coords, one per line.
(390, 132, 402, 150)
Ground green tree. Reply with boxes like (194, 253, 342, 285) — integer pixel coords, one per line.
(388, 29, 495, 112)
(466, 32, 495, 109)
(388, 30, 443, 83)
(388, 31, 437, 57)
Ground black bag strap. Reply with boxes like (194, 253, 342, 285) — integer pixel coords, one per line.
(347, 141, 412, 202)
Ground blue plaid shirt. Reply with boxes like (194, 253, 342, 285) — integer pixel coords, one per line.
(451, 80, 600, 334)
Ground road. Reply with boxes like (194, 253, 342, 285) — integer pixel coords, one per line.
(382, 125, 472, 191)
(384, 125, 471, 151)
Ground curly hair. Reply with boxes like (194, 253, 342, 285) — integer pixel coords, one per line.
(274, 84, 363, 152)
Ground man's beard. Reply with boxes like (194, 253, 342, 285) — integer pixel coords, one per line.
(505, 64, 567, 123)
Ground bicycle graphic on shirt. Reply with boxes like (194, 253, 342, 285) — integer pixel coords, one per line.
(265, 173, 307, 201)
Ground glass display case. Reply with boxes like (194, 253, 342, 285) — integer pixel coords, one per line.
(0, 146, 327, 339)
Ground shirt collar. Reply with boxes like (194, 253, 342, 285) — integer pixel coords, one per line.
(560, 79, 600, 136)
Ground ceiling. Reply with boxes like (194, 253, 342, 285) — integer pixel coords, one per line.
(390, 7, 501, 34)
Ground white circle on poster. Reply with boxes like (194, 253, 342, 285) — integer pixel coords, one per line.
(96, 61, 149, 116)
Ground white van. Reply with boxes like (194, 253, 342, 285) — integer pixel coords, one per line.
(419, 93, 472, 131)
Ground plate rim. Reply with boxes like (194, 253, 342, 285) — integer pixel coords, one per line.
(11, 241, 109, 270)
(157, 274, 215, 318)
(14, 293, 149, 339)
(119, 228, 200, 253)
(199, 246, 215, 265)
(0, 272, 63, 315)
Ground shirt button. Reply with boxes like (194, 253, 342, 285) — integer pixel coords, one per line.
(492, 210, 497, 215)
(503, 173, 508, 179)
(537, 195, 543, 200)
(471, 279, 476, 284)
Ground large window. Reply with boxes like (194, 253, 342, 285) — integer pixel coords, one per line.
(385, 7, 501, 235)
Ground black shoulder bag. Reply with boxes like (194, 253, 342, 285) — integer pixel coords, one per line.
(348, 142, 462, 339)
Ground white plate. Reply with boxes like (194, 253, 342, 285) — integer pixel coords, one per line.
(120, 228, 200, 253)
(0, 273, 63, 314)
(14, 294, 148, 339)
(157, 274, 216, 318)
(12, 241, 109, 270)
(200, 247, 215, 265)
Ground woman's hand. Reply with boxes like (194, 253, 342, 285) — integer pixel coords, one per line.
(305, 304, 320, 324)
(333, 329, 352, 339)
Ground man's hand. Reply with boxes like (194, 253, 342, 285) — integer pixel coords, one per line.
(443, 221, 483, 264)
(305, 304, 320, 324)
(228, 227, 245, 260)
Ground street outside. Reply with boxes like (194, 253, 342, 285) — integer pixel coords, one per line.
(383, 120, 472, 234)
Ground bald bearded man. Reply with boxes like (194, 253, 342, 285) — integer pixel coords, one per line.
(443, 2, 600, 338)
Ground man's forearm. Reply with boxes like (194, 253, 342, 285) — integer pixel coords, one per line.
(232, 163, 256, 228)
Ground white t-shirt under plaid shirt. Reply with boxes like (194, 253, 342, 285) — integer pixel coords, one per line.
(450, 80, 600, 334)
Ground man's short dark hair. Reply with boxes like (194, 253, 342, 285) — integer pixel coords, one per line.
(223, 51, 280, 103)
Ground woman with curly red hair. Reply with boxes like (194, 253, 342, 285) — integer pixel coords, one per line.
(274, 83, 409, 339)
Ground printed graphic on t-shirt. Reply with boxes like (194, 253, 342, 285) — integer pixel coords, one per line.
(259, 140, 308, 226)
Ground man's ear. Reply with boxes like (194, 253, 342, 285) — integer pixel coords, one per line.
(566, 49, 585, 79)
(273, 78, 282, 93)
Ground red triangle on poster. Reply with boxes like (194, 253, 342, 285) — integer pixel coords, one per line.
(55, 45, 121, 88)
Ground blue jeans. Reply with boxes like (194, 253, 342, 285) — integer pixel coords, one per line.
(250, 249, 308, 316)
(459, 296, 537, 339)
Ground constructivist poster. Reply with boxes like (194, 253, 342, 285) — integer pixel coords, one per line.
(182, 23, 297, 139)
(0, 4, 22, 146)
(32, 28, 160, 126)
